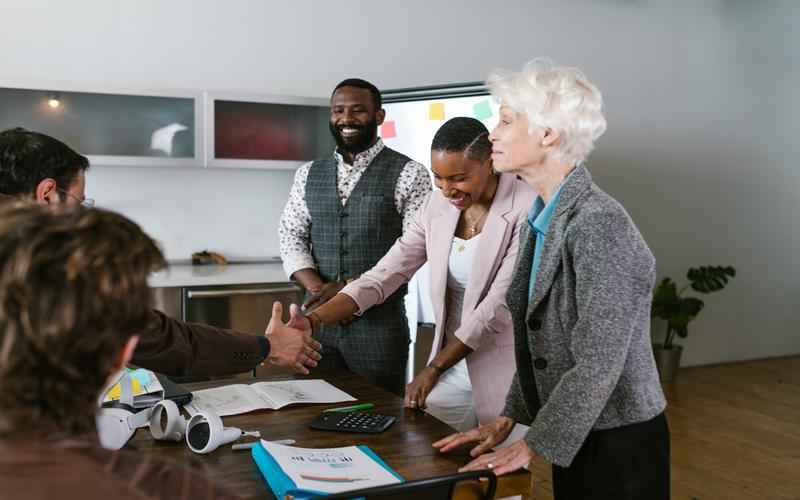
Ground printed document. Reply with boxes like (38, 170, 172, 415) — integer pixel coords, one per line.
(185, 379, 355, 416)
(260, 441, 402, 494)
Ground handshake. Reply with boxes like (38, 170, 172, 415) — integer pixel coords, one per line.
(264, 302, 321, 375)
(264, 281, 361, 375)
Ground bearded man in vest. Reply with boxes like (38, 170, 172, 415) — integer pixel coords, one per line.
(279, 79, 431, 395)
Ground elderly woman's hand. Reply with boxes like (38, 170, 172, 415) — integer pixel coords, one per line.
(458, 439, 536, 476)
(404, 367, 440, 410)
(433, 416, 515, 459)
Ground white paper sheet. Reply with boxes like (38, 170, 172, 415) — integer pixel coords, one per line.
(185, 379, 355, 416)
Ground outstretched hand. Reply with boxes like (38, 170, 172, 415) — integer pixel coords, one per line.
(265, 302, 321, 374)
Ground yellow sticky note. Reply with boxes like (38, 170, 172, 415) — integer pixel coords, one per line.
(105, 378, 143, 401)
(428, 102, 445, 121)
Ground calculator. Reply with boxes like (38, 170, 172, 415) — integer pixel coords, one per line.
(309, 411, 396, 433)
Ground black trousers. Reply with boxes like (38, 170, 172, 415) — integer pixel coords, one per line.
(551, 412, 670, 500)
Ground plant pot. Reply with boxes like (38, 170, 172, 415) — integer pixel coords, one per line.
(652, 344, 683, 382)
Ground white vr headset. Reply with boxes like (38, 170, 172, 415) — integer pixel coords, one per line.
(95, 371, 258, 452)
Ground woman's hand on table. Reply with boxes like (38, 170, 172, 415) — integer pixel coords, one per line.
(458, 438, 537, 476)
(433, 416, 514, 455)
(404, 367, 441, 410)
(433, 416, 532, 475)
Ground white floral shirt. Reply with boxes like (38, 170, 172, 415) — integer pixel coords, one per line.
(279, 139, 431, 278)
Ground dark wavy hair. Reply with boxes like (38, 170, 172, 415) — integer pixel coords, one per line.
(0, 127, 90, 197)
(0, 203, 165, 435)
(431, 117, 492, 162)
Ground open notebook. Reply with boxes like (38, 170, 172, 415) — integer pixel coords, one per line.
(185, 379, 355, 417)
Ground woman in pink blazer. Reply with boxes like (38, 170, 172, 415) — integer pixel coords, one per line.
(304, 117, 535, 430)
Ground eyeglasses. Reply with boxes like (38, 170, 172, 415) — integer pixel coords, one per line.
(57, 188, 95, 208)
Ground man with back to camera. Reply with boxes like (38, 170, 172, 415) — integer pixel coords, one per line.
(279, 78, 431, 394)
(0, 127, 321, 378)
(0, 202, 244, 499)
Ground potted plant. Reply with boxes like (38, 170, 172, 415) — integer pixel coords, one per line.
(651, 265, 736, 382)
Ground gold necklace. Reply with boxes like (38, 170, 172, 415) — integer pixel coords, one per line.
(464, 209, 487, 236)
(457, 210, 487, 252)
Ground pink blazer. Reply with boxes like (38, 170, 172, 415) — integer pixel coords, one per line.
(341, 173, 536, 424)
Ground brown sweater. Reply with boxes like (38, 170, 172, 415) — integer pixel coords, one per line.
(134, 310, 266, 377)
(0, 433, 242, 500)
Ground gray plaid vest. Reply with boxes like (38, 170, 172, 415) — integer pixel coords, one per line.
(306, 147, 409, 289)
(305, 147, 411, 356)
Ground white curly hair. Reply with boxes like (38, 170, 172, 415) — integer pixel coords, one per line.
(487, 58, 607, 165)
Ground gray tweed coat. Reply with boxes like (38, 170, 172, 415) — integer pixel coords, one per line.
(501, 164, 666, 467)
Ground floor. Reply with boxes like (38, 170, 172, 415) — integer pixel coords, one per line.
(526, 356, 800, 500)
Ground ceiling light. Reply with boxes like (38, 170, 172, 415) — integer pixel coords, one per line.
(47, 92, 61, 109)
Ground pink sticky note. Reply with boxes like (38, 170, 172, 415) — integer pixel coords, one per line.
(381, 121, 397, 139)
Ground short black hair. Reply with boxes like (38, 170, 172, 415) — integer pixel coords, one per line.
(332, 78, 382, 109)
(431, 117, 492, 162)
(0, 128, 89, 197)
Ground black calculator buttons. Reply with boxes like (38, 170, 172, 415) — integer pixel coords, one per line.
(309, 411, 396, 433)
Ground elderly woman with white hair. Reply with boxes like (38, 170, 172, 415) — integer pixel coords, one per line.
(434, 59, 670, 500)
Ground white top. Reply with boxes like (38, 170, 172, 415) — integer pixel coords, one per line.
(444, 234, 481, 347)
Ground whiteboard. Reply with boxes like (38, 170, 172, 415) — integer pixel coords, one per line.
(380, 94, 500, 172)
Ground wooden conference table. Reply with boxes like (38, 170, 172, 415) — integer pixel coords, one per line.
(130, 370, 531, 499)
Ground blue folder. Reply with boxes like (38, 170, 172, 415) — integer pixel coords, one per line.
(252, 441, 404, 499)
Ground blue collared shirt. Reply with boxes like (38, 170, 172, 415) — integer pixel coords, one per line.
(528, 172, 574, 299)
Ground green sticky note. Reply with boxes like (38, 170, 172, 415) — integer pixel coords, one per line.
(473, 99, 493, 120)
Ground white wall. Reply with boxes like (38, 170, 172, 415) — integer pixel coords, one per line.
(1, 0, 798, 366)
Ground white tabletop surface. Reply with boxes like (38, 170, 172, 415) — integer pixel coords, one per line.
(149, 261, 291, 288)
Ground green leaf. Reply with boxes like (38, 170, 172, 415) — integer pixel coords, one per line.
(667, 297, 704, 338)
(688, 266, 736, 294)
(651, 277, 679, 320)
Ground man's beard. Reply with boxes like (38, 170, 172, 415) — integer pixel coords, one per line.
(329, 119, 379, 156)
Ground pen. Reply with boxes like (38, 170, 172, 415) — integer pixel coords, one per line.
(323, 403, 374, 413)
(300, 474, 367, 483)
(231, 439, 296, 451)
